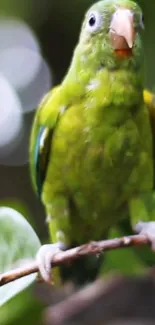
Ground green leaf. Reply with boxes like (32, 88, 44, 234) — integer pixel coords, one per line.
(0, 288, 43, 325)
(0, 207, 41, 306)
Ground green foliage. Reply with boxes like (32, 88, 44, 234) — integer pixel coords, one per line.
(0, 288, 43, 325)
(102, 226, 146, 276)
(0, 207, 41, 306)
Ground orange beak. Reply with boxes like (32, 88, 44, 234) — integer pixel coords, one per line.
(109, 8, 136, 56)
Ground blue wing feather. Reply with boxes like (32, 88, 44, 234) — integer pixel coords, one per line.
(34, 126, 53, 198)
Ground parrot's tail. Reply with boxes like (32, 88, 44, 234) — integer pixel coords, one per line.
(59, 251, 104, 285)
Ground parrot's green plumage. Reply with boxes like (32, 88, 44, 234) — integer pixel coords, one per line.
(29, 0, 155, 284)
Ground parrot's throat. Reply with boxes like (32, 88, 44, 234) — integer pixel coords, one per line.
(84, 67, 144, 126)
(115, 48, 132, 57)
(109, 68, 143, 114)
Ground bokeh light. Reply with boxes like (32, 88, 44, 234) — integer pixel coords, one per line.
(0, 18, 40, 52)
(0, 74, 23, 151)
(0, 47, 42, 90)
(18, 54, 52, 113)
(0, 113, 34, 166)
(0, 18, 53, 166)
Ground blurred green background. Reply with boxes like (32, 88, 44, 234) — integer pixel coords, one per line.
(0, 0, 155, 324)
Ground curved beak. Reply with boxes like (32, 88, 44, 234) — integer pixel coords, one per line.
(109, 8, 135, 50)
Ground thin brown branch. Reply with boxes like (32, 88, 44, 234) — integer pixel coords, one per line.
(0, 233, 150, 287)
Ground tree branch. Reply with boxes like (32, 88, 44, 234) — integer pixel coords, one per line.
(44, 275, 155, 325)
(0, 233, 150, 287)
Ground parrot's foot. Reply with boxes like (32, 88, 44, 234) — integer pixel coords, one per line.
(134, 221, 155, 251)
(36, 242, 67, 283)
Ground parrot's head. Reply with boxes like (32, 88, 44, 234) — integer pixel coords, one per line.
(78, 0, 144, 70)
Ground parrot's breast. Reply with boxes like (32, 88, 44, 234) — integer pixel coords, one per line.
(46, 99, 153, 243)
(41, 69, 153, 244)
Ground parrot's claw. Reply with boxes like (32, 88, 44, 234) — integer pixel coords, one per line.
(36, 242, 66, 283)
(134, 221, 155, 251)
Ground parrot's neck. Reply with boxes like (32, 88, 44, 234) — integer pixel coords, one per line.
(62, 44, 144, 113)
(63, 51, 144, 119)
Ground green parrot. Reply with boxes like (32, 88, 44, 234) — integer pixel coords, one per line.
(29, 0, 155, 284)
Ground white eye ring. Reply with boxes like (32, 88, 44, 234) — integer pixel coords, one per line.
(86, 11, 102, 33)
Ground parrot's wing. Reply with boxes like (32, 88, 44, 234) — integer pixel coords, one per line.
(29, 86, 62, 197)
(143, 89, 155, 141)
(143, 89, 155, 132)
(33, 126, 54, 197)
(143, 89, 155, 187)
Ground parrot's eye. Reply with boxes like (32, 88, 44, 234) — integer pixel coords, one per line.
(89, 15, 96, 27)
(140, 13, 145, 29)
(86, 11, 102, 32)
